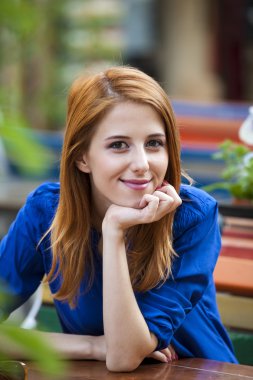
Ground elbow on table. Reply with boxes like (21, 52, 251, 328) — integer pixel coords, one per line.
(106, 352, 142, 372)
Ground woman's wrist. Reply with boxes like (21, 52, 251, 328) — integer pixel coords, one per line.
(102, 215, 125, 241)
(102, 204, 129, 236)
(102, 224, 124, 241)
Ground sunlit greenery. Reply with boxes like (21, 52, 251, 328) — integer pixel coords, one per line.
(0, 0, 123, 131)
(0, 111, 56, 177)
(203, 140, 253, 201)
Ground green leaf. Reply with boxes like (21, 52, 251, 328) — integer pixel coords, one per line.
(0, 114, 56, 177)
(0, 324, 66, 376)
(203, 182, 231, 192)
(204, 139, 253, 201)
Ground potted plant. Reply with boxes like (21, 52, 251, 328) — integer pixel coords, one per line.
(203, 140, 253, 204)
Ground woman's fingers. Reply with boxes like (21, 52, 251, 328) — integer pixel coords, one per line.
(103, 195, 160, 230)
(155, 183, 182, 209)
(161, 345, 178, 361)
(139, 193, 159, 210)
(137, 184, 182, 224)
(103, 184, 182, 230)
(147, 350, 169, 363)
(151, 185, 182, 218)
(147, 345, 178, 363)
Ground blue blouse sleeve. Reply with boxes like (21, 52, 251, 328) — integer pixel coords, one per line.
(0, 184, 56, 318)
(135, 187, 221, 350)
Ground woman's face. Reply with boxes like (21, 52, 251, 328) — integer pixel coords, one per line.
(77, 101, 169, 220)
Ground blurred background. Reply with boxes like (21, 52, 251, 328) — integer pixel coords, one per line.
(0, 0, 252, 179)
(0, 0, 253, 366)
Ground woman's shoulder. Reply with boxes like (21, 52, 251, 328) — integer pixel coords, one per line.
(24, 182, 60, 222)
(179, 184, 217, 210)
(173, 184, 218, 237)
(27, 181, 60, 204)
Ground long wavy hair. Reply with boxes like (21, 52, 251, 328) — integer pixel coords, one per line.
(47, 66, 182, 307)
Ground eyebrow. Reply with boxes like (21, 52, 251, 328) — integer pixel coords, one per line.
(104, 133, 166, 141)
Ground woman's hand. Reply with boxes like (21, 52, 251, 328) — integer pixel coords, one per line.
(103, 183, 182, 232)
(147, 345, 178, 363)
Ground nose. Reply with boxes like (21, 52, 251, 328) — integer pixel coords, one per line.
(130, 147, 149, 173)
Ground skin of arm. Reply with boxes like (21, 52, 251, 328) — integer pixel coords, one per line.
(102, 185, 182, 372)
(2, 331, 106, 361)
(3, 330, 176, 365)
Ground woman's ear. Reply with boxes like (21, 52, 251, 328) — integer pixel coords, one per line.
(76, 156, 91, 173)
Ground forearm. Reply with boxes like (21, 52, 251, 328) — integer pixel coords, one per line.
(3, 331, 104, 361)
(39, 332, 93, 359)
(103, 229, 157, 371)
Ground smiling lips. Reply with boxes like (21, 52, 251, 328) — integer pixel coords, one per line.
(120, 179, 151, 190)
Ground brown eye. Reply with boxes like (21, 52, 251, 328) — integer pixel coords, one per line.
(146, 139, 164, 148)
(109, 141, 128, 150)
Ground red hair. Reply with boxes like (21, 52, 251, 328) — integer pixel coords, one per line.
(47, 66, 182, 307)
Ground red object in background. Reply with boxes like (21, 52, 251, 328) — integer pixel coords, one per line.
(172, 100, 250, 148)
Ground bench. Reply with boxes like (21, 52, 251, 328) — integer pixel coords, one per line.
(214, 256, 253, 297)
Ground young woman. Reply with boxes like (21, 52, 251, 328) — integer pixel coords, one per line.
(0, 66, 237, 371)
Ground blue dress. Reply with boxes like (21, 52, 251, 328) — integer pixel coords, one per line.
(0, 182, 237, 363)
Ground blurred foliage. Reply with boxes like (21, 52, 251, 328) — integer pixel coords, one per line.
(203, 140, 253, 201)
(0, 0, 123, 177)
(0, 0, 39, 38)
(0, 0, 69, 130)
(0, 0, 123, 131)
(0, 290, 65, 377)
(1, 323, 65, 376)
(0, 110, 56, 177)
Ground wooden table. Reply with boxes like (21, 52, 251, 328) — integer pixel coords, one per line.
(25, 359, 253, 380)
